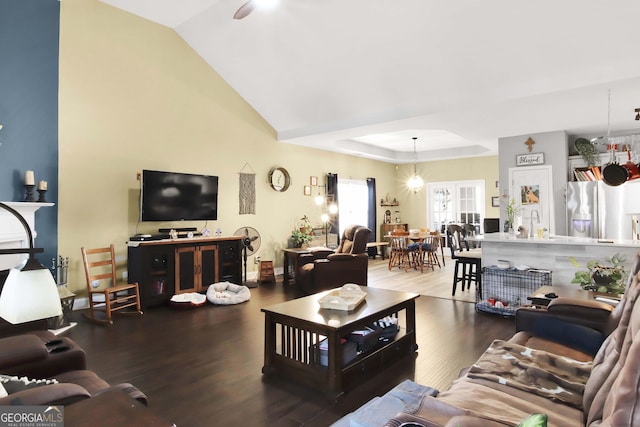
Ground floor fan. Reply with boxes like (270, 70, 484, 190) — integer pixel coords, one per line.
(233, 227, 261, 288)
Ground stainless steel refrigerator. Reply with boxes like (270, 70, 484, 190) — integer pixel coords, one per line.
(566, 181, 628, 240)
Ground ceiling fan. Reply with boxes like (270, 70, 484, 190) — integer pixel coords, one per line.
(233, 0, 279, 20)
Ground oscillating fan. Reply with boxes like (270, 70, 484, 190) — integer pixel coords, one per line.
(233, 226, 261, 288)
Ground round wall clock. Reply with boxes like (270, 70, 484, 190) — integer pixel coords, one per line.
(268, 167, 290, 192)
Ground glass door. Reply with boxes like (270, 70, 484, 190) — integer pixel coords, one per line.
(428, 183, 455, 232)
(427, 180, 485, 233)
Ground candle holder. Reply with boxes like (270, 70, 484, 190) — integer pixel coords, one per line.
(24, 185, 36, 202)
(37, 189, 47, 203)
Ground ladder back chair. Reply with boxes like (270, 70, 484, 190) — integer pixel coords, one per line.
(81, 244, 143, 325)
(421, 231, 442, 271)
(388, 230, 416, 272)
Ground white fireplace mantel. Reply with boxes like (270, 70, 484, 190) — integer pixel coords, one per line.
(0, 201, 54, 270)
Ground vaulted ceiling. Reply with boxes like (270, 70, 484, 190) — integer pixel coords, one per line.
(100, 0, 640, 163)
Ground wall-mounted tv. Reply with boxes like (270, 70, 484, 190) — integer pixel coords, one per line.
(140, 169, 219, 222)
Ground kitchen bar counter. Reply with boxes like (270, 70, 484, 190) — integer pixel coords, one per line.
(468, 233, 640, 289)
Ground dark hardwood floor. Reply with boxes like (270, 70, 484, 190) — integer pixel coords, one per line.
(61, 274, 515, 426)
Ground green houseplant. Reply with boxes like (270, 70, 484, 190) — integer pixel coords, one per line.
(502, 195, 519, 233)
(571, 254, 629, 295)
(290, 229, 313, 248)
(291, 216, 314, 248)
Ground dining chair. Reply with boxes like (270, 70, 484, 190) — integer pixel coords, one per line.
(421, 231, 442, 271)
(447, 225, 482, 295)
(388, 230, 416, 272)
(81, 244, 143, 325)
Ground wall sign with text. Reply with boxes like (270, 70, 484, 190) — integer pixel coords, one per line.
(516, 152, 545, 166)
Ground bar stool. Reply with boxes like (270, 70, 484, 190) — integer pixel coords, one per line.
(447, 225, 482, 295)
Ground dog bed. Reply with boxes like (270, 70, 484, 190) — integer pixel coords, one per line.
(170, 292, 207, 309)
(206, 282, 251, 305)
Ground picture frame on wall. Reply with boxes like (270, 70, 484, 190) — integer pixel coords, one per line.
(491, 196, 500, 207)
(304, 185, 311, 196)
(310, 176, 318, 186)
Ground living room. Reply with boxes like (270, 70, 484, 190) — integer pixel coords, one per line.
(2, 1, 640, 426)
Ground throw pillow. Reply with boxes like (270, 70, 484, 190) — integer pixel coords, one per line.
(517, 413, 548, 427)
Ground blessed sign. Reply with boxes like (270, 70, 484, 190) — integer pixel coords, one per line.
(516, 152, 544, 166)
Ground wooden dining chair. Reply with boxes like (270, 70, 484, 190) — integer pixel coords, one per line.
(81, 244, 143, 325)
(388, 230, 416, 272)
(421, 231, 442, 271)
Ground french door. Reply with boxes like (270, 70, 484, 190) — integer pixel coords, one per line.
(427, 180, 485, 232)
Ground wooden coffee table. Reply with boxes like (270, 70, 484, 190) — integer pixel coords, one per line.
(261, 286, 419, 401)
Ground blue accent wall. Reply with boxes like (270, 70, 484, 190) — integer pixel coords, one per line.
(0, 0, 60, 268)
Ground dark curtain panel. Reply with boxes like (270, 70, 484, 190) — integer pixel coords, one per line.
(326, 173, 339, 244)
(367, 178, 377, 256)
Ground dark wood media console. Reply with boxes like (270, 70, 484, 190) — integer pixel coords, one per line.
(127, 236, 242, 308)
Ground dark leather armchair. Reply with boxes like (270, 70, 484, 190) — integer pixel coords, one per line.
(296, 225, 372, 294)
(0, 331, 86, 379)
(0, 369, 147, 406)
(0, 331, 147, 406)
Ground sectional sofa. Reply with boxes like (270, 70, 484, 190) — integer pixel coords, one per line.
(378, 254, 640, 426)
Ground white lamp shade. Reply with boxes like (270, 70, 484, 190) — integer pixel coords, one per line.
(0, 268, 62, 324)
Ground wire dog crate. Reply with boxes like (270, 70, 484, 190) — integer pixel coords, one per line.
(477, 266, 552, 316)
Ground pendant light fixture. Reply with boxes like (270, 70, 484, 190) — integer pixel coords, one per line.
(407, 137, 424, 193)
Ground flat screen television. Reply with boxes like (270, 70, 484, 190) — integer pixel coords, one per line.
(140, 169, 219, 222)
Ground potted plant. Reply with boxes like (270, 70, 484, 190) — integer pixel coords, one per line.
(290, 216, 314, 248)
(571, 254, 629, 295)
(501, 195, 519, 234)
(574, 138, 599, 167)
(290, 229, 313, 248)
(299, 215, 313, 234)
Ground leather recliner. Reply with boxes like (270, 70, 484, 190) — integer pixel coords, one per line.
(0, 331, 86, 379)
(296, 225, 372, 295)
(0, 331, 147, 407)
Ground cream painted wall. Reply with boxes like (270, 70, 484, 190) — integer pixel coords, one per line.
(58, 0, 400, 295)
(398, 156, 500, 229)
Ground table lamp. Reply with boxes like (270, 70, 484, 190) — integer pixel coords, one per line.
(0, 202, 62, 324)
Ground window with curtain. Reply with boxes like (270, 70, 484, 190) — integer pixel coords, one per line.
(337, 178, 369, 236)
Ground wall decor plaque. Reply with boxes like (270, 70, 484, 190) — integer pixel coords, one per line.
(516, 152, 544, 166)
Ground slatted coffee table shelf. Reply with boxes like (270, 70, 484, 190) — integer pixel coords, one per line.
(261, 286, 419, 401)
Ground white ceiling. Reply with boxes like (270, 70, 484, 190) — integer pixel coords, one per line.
(99, 0, 640, 163)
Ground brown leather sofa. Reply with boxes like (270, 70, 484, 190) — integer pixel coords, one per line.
(0, 331, 147, 407)
(382, 256, 640, 427)
(0, 331, 86, 379)
(296, 225, 371, 295)
(0, 369, 147, 406)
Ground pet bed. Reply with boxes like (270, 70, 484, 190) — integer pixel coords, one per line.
(206, 282, 251, 305)
(170, 292, 207, 309)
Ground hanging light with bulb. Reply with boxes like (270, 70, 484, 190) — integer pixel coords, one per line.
(407, 136, 424, 193)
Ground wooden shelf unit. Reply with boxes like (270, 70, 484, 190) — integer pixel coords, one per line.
(380, 223, 408, 240)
